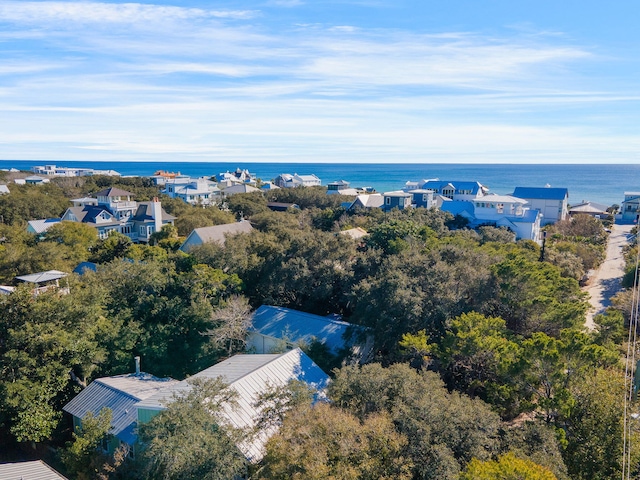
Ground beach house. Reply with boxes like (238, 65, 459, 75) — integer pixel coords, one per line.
(512, 187, 569, 225)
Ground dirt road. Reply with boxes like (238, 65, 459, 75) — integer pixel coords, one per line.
(584, 223, 634, 330)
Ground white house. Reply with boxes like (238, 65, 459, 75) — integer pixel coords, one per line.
(419, 180, 488, 201)
(512, 187, 569, 225)
(163, 177, 220, 205)
(0, 184, 9, 194)
(274, 173, 321, 188)
(440, 194, 542, 241)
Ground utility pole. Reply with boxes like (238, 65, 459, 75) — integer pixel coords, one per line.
(539, 231, 547, 262)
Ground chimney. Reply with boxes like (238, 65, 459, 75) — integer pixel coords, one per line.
(151, 197, 162, 235)
(135, 356, 141, 375)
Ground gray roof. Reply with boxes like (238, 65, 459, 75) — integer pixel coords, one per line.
(131, 202, 176, 222)
(569, 202, 609, 214)
(0, 460, 68, 480)
(222, 184, 260, 194)
(250, 305, 356, 353)
(15, 270, 67, 284)
(180, 221, 253, 251)
(94, 187, 134, 197)
(63, 373, 178, 445)
(137, 349, 330, 462)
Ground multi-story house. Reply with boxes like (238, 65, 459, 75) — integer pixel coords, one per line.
(163, 177, 220, 205)
(274, 173, 321, 188)
(61, 187, 174, 242)
(512, 187, 569, 225)
(621, 192, 640, 223)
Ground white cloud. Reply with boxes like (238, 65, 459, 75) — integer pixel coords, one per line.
(0, 1, 636, 163)
(0, 1, 256, 24)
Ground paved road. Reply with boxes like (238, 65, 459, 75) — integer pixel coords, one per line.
(584, 223, 634, 330)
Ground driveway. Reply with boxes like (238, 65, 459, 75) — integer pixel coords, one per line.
(584, 223, 634, 330)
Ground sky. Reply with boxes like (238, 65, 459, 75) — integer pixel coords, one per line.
(0, 0, 639, 164)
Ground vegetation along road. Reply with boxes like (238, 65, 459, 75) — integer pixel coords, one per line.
(584, 223, 634, 329)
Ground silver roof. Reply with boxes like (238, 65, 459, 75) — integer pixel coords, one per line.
(63, 373, 177, 444)
(137, 349, 330, 463)
(27, 218, 61, 234)
(15, 270, 67, 284)
(0, 460, 68, 480)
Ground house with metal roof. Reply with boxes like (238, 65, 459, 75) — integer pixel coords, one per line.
(179, 220, 254, 252)
(409, 189, 435, 209)
(63, 362, 178, 455)
(27, 218, 61, 235)
(136, 348, 330, 463)
(512, 187, 569, 225)
(382, 190, 413, 211)
(15, 270, 69, 295)
(347, 194, 385, 211)
(247, 305, 372, 363)
(0, 460, 68, 480)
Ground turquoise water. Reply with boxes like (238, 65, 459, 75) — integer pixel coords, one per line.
(2, 160, 638, 207)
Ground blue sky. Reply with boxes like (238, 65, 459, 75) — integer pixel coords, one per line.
(0, 0, 638, 163)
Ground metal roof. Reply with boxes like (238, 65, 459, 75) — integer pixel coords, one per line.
(15, 270, 67, 284)
(512, 187, 568, 200)
(383, 190, 412, 197)
(63, 373, 178, 445)
(440, 201, 476, 217)
(27, 218, 61, 234)
(478, 193, 528, 204)
(250, 305, 354, 353)
(137, 349, 330, 463)
(0, 460, 68, 480)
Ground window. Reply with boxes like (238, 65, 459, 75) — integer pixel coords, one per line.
(140, 225, 146, 236)
(423, 194, 428, 202)
(385, 197, 391, 205)
(497, 203, 504, 214)
(121, 225, 131, 235)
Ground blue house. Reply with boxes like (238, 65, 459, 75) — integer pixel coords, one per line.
(410, 189, 435, 209)
(382, 191, 412, 211)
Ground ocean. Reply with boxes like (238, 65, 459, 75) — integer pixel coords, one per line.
(2, 160, 638, 208)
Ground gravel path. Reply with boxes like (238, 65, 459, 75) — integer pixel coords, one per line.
(584, 223, 634, 330)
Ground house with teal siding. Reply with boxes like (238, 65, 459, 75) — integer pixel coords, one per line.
(62, 366, 177, 456)
(136, 349, 330, 463)
(63, 350, 329, 464)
